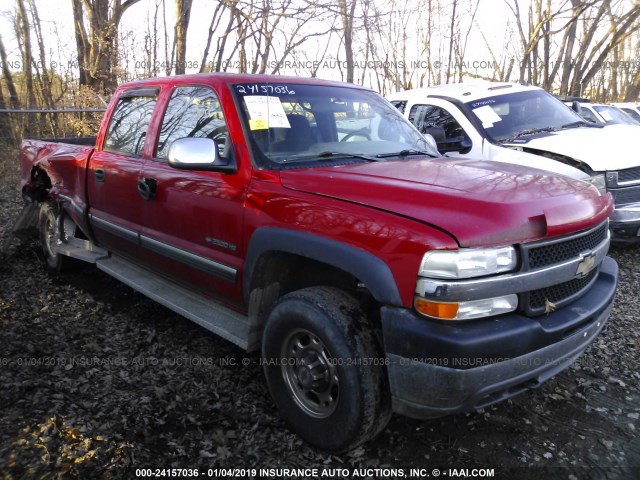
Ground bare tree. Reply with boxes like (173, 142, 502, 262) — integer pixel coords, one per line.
(15, 0, 35, 107)
(27, 0, 56, 109)
(71, 0, 142, 93)
(199, 0, 233, 72)
(173, 0, 193, 74)
(569, 1, 640, 97)
(338, 0, 357, 83)
(445, 0, 457, 83)
(0, 33, 21, 110)
(0, 31, 21, 144)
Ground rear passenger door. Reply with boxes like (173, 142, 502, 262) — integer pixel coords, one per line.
(88, 88, 159, 255)
(137, 84, 247, 302)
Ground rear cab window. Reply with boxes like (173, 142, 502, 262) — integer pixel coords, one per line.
(103, 88, 159, 156)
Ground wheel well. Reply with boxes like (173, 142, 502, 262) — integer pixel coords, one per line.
(246, 251, 382, 351)
(25, 167, 52, 202)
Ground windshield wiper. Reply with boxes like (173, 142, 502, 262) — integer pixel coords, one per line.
(501, 121, 602, 143)
(500, 126, 558, 143)
(561, 120, 602, 129)
(281, 151, 381, 163)
(376, 149, 439, 158)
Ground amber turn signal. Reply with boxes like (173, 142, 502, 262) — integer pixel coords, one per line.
(414, 298, 459, 320)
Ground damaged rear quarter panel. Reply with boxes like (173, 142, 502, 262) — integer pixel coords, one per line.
(20, 139, 94, 234)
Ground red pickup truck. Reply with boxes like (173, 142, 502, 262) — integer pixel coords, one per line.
(18, 73, 618, 452)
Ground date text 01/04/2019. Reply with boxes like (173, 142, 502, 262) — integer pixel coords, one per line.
(135, 467, 496, 478)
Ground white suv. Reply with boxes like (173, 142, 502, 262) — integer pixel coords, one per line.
(567, 101, 640, 126)
(388, 82, 640, 241)
(612, 102, 640, 124)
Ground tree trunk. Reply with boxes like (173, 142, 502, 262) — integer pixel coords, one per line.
(338, 0, 357, 83)
(174, 0, 193, 74)
(0, 34, 21, 109)
(71, 0, 141, 93)
(16, 0, 35, 108)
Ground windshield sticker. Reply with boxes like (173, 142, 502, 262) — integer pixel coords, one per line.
(470, 99, 496, 108)
(243, 95, 291, 130)
(473, 105, 502, 128)
(236, 84, 296, 95)
(600, 110, 613, 121)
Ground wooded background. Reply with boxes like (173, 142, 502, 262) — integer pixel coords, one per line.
(0, 0, 639, 144)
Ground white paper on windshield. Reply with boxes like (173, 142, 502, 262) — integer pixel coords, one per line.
(473, 105, 503, 128)
(600, 110, 613, 121)
(243, 95, 291, 130)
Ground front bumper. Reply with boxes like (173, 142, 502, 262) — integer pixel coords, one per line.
(610, 202, 640, 240)
(381, 256, 618, 419)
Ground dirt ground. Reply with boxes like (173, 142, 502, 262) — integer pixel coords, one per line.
(0, 162, 639, 480)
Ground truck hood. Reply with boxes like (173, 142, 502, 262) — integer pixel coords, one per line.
(280, 158, 612, 247)
(503, 124, 640, 172)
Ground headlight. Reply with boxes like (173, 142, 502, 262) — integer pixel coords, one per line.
(419, 246, 517, 279)
(585, 174, 606, 195)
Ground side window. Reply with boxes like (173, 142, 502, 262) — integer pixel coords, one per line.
(156, 86, 229, 160)
(578, 108, 599, 124)
(104, 92, 158, 156)
(408, 104, 465, 140)
(390, 100, 407, 114)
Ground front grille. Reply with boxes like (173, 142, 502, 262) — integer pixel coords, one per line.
(525, 268, 598, 315)
(526, 222, 607, 269)
(617, 166, 640, 184)
(611, 185, 640, 206)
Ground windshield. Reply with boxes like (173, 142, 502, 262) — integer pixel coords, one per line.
(593, 105, 640, 125)
(466, 90, 583, 142)
(620, 107, 640, 123)
(233, 82, 436, 167)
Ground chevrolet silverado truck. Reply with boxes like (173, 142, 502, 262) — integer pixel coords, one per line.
(388, 82, 640, 241)
(18, 73, 618, 452)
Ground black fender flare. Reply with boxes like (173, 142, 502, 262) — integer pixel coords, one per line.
(243, 227, 402, 306)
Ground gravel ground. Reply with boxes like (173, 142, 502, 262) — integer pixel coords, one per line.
(0, 159, 639, 480)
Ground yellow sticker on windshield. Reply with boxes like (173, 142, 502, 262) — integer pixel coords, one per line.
(249, 119, 269, 130)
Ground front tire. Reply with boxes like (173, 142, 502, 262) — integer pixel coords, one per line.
(262, 286, 391, 452)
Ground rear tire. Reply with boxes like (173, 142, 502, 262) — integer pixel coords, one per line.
(38, 201, 74, 272)
(262, 286, 391, 452)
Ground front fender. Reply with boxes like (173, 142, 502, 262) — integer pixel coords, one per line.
(244, 227, 402, 306)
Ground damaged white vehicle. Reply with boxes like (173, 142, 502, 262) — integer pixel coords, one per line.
(388, 83, 640, 242)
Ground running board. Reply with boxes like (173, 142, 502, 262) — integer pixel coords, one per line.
(96, 255, 249, 349)
(52, 213, 110, 263)
(53, 237, 110, 263)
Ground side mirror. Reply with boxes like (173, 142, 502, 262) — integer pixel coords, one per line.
(168, 137, 236, 173)
(424, 126, 446, 143)
(571, 101, 582, 114)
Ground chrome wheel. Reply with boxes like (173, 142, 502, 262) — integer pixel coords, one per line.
(281, 328, 339, 418)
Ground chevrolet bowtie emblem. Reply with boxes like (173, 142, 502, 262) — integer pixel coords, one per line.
(575, 253, 596, 278)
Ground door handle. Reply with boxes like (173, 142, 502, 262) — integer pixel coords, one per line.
(95, 168, 105, 182)
(137, 177, 157, 201)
